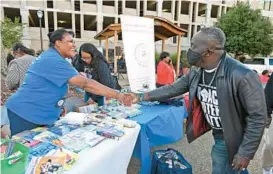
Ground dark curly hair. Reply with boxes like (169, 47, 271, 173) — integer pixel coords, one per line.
(159, 51, 170, 60)
(79, 43, 107, 68)
(12, 43, 33, 56)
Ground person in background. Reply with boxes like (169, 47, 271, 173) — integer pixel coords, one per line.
(6, 52, 15, 66)
(76, 43, 117, 106)
(117, 54, 125, 69)
(36, 50, 43, 56)
(29, 49, 35, 56)
(260, 70, 270, 84)
(5, 29, 132, 136)
(261, 74, 273, 174)
(6, 43, 36, 90)
(156, 51, 175, 88)
(130, 27, 266, 174)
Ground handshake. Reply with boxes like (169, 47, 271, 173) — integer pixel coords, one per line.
(116, 92, 146, 106)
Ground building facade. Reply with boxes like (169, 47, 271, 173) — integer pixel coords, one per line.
(1, 0, 273, 54)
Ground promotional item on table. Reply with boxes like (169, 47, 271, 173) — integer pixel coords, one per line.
(1, 97, 142, 173)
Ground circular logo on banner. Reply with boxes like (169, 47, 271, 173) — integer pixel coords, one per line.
(134, 43, 149, 67)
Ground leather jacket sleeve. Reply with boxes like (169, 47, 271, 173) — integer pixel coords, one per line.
(148, 72, 190, 101)
(237, 71, 267, 159)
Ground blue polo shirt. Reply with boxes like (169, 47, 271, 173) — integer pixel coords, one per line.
(6, 48, 78, 125)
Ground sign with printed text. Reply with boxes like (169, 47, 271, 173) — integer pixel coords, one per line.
(120, 15, 156, 92)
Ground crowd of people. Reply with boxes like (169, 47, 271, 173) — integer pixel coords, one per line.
(2, 27, 273, 174)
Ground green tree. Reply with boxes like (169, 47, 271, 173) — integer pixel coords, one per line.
(1, 17, 24, 48)
(215, 2, 273, 58)
(1, 17, 24, 75)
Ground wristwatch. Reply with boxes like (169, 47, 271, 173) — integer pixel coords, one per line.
(136, 93, 145, 102)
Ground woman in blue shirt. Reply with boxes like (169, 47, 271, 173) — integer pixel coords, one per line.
(6, 29, 131, 136)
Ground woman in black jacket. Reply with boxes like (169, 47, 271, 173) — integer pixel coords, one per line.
(76, 43, 117, 105)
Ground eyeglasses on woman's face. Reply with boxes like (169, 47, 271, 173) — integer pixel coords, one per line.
(81, 51, 92, 64)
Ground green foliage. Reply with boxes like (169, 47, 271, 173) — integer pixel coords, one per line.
(215, 2, 273, 58)
(155, 51, 160, 64)
(1, 17, 24, 49)
(170, 53, 177, 66)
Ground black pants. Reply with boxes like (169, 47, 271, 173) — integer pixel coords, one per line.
(156, 83, 165, 88)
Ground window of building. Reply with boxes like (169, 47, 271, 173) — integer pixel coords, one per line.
(173, 36, 177, 44)
(264, 1, 271, 11)
(181, 1, 190, 15)
(47, 0, 53, 8)
(103, 16, 115, 29)
(221, 6, 225, 15)
(191, 2, 196, 22)
(118, 18, 122, 40)
(197, 25, 201, 32)
(174, 1, 178, 21)
(126, 1, 137, 9)
(4, 7, 21, 23)
(180, 24, 188, 37)
(118, 32, 122, 41)
(74, 0, 80, 11)
(140, 0, 144, 16)
(29, 10, 45, 27)
(226, 7, 232, 12)
(211, 5, 218, 18)
(173, 23, 178, 44)
(147, 0, 157, 11)
(75, 14, 81, 38)
(83, 0, 96, 5)
(162, 0, 171, 13)
(103, 1, 115, 6)
(191, 25, 195, 38)
(57, 12, 72, 29)
(84, 15, 97, 31)
(118, 0, 122, 15)
(48, 12, 54, 33)
(198, 3, 206, 17)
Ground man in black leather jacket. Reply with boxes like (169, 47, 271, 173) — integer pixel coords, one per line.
(132, 27, 267, 173)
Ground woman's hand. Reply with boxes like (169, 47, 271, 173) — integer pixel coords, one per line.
(60, 108, 67, 117)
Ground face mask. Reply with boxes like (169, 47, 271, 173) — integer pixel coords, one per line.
(187, 48, 203, 65)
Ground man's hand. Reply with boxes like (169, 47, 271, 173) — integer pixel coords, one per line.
(128, 93, 139, 103)
(232, 154, 250, 171)
(117, 93, 133, 106)
(265, 117, 272, 128)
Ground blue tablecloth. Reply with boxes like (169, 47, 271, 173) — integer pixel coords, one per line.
(129, 103, 188, 174)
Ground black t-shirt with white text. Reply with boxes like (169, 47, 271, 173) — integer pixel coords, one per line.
(197, 69, 223, 139)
